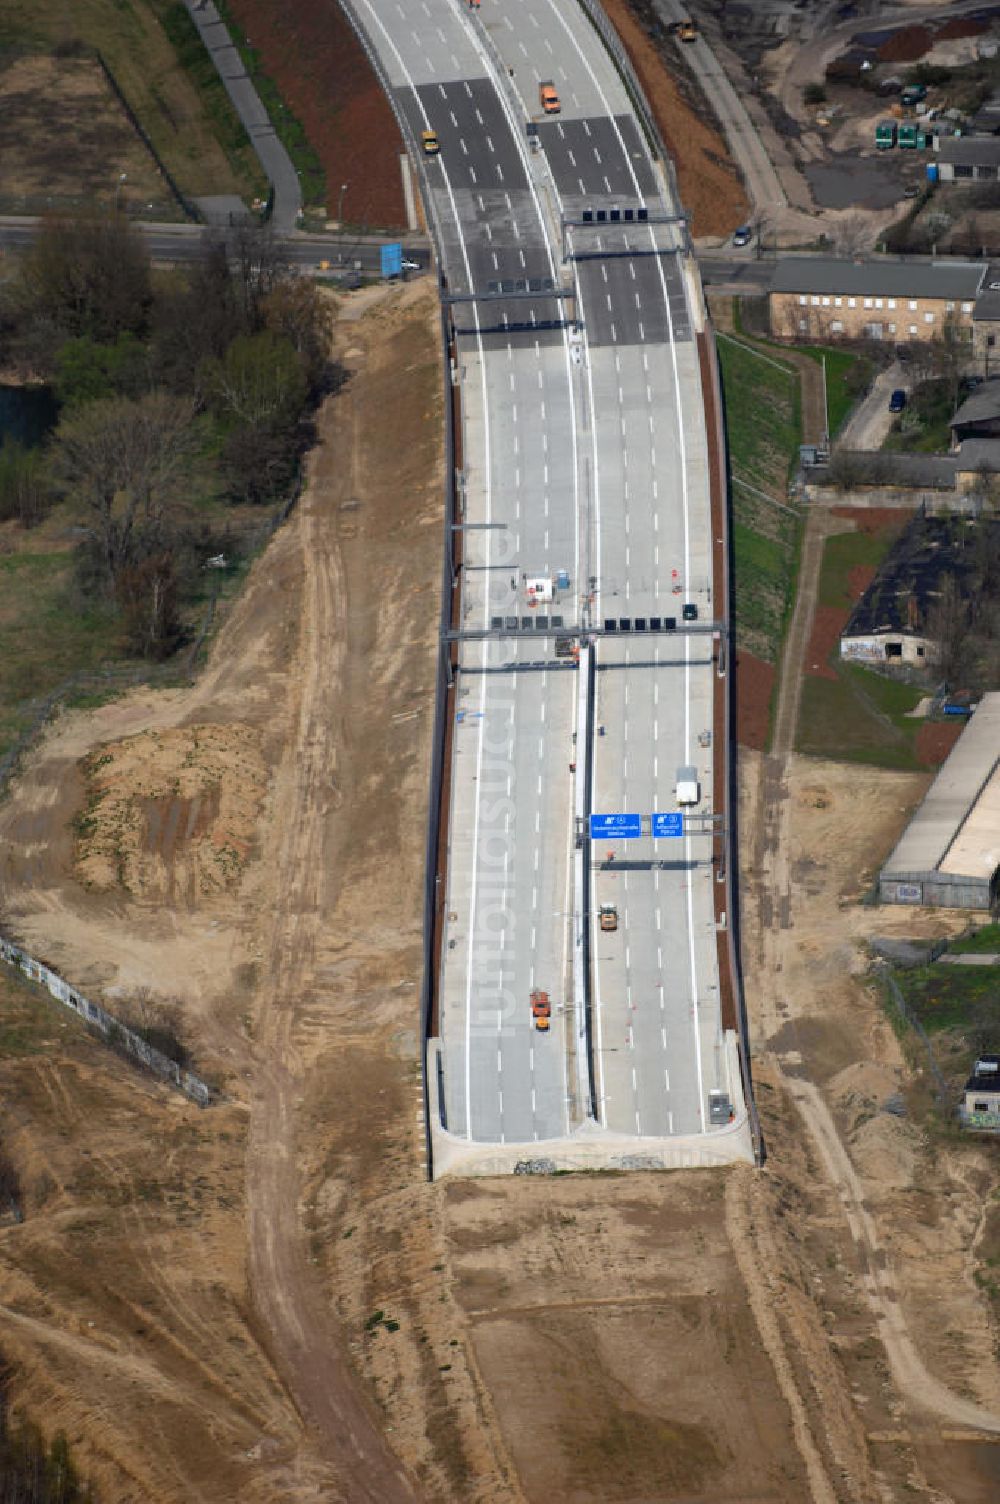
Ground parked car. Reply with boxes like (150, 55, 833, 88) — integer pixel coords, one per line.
(889, 389, 907, 413)
(732, 224, 753, 247)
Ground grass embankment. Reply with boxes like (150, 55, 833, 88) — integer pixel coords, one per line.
(797, 526, 930, 768)
(893, 962, 1000, 1038)
(796, 344, 873, 438)
(213, 0, 326, 208)
(0, 547, 121, 765)
(717, 334, 801, 664)
(0, 0, 265, 205)
(949, 923, 1000, 955)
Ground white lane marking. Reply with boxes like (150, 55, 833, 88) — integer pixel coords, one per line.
(357, 0, 493, 1142)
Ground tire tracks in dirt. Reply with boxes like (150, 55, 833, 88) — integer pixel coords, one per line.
(243, 471, 415, 1501)
(742, 497, 1000, 1495)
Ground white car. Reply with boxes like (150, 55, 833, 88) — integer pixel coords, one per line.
(401, 258, 421, 271)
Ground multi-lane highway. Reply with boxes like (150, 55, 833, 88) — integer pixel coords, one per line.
(345, 0, 754, 1174)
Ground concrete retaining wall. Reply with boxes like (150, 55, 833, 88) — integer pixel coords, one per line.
(428, 1034, 755, 1178)
(0, 934, 212, 1106)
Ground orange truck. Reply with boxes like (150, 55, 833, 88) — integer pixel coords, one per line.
(539, 79, 560, 115)
(530, 989, 551, 1031)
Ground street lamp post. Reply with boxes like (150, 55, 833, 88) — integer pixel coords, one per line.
(115, 172, 127, 213)
(337, 181, 349, 226)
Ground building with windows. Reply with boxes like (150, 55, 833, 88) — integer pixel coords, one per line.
(769, 258, 984, 343)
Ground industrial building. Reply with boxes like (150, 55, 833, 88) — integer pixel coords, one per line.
(880, 693, 1000, 909)
(934, 135, 1000, 183)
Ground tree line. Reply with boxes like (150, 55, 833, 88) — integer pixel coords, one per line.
(0, 213, 336, 659)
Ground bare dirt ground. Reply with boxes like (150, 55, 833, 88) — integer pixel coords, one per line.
(0, 280, 443, 1500)
(737, 482, 1000, 1501)
(0, 273, 840, 1504)
(223, 0, 406, 228)
(0, 55, 165, 210)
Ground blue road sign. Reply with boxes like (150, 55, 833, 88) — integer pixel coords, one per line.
(589, 812, 642, 840)
(651, 810, 685, 839)
(381, 242, 403, 278)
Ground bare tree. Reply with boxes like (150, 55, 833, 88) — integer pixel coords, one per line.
(262, 278, 332, 390)
(833, 211, 871, 260)
(47, 393, 198, 589)
(925, 572, 971, 686)
(222, 223, 289, 329)
(15, 211, 151, 351)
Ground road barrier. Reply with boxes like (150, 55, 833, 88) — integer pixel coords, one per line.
(0, 934, 213, 1106)
(701, 323, 766, 1165)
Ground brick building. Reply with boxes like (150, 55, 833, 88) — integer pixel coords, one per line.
(769, 257, 984, 344)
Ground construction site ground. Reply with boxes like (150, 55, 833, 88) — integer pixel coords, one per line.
(0, 279, 998, 1504)
(1, 11, 1000, 1504)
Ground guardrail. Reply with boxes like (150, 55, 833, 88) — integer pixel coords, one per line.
(336, 0, 454, 1181)
(703, 322, 765, 1165)
(0, 934, 213, 1106)
(574, 2, 691, 253)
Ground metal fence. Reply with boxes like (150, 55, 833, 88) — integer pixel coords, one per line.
(881, 968, 949, 1107)
(0, 935, 213, 1106)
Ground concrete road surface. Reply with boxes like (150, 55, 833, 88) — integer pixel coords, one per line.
(836, 361, 903, 452)
(348, 0, 753, 1174)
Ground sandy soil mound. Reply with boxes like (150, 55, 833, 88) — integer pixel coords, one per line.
(74, 724, 268, 902)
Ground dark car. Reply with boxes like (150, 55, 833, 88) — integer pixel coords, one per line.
(889, 389, 907, 413)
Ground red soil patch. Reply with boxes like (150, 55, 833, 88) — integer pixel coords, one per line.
(831, 507, 911, 537)
(937, 18, 988, 42)
(224, 0, 405, 227)
(877, 25, 932, 63)
(805, 605, 850, 680)
(846, 563, 876, 600)
(916, 719, 964, 767)
(604, 0, 748, 236)
(735, 652, 774, 750)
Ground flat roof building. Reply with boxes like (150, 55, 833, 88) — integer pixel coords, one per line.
(880, 693, 1000, 909)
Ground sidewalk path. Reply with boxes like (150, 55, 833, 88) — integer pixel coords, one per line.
(186, 0, 302, 233)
